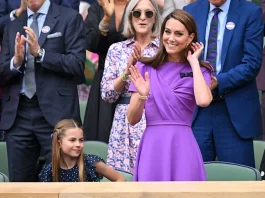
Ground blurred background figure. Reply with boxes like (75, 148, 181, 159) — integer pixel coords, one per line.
(162, 0, 196, 18)
(83, 0, 129, 143)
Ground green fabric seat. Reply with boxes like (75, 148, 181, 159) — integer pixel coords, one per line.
(83, 141, 108, 162)
(0, 142, 8, 177)
(0, 172, 9, 182)
(205, 161, 261, 181)
(253, 140, 265, 171)
(101, 169, 133, 182)
(79, 101, 87, 123)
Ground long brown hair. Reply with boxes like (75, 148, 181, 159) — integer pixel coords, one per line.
(52, 119, 85, 182)
(141, 9, 211, 70)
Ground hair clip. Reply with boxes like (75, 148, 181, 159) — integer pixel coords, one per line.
(180, 72, 193, 78)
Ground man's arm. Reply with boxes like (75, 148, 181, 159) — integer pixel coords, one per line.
(217, 7, 264, 95)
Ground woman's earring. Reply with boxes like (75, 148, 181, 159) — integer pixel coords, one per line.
(186, 43, 190, 47)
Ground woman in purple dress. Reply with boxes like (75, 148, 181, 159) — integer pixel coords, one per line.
(127, 9, 213, 181)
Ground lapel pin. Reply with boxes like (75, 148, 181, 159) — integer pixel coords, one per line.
(41, 26, 50, 34)
(226, 22, 235, 30)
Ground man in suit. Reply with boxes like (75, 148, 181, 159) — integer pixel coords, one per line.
(256, 0, 265, 140)
(184, 0, 263, 167)
(0, 0, 86, 181)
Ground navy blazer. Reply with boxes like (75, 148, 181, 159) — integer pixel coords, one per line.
(0, 3, 86, 130)
(184, 0, 263, 139)
(0, 0, 80, 43)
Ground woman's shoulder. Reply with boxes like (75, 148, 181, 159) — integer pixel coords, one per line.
(39, 163, 53, 182)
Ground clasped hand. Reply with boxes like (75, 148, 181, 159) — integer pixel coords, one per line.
(14, 26, 40, 67)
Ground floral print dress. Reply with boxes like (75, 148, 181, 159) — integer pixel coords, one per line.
(101, 37, 159, 173)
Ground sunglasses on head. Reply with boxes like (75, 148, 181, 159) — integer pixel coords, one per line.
(131, 10, 154, 19)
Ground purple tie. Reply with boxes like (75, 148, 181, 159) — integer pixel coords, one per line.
(206, 8, 222, 74)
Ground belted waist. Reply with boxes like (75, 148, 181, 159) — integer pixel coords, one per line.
(116, 96, 131, 104)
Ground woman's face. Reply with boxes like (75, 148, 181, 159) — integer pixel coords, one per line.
(131, 0, 156, 36)
(162, 18, 194, 62)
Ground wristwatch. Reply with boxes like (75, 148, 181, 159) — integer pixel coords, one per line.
(12, 10, 18, 19)
(36, 48, 44, 60)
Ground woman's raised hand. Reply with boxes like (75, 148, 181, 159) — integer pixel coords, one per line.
(129, 66, 150, 96)
(98, 0, 115, 18)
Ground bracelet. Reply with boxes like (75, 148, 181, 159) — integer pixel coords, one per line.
(98, 20, 110, 33)
(139, 93, 148, 100)
(121, 72, 128, 82)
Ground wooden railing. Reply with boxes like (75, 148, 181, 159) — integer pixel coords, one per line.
(0, 182, 265, 198)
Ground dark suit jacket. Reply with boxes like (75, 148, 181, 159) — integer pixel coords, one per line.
(184, 0, 263, 139)
(256, 0, 265, 91)
(0, 3, 86, 130)
(0, 0, 80, 44)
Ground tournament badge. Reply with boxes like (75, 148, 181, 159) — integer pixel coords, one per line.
(41, 26, 50, 34)
(226, 22, 235, 30)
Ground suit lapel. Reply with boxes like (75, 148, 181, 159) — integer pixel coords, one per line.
(38, 3, 59, 47)
(197, 1, 210, 60)
(16, 13, 27, 40)
(220, 0, 240, 69)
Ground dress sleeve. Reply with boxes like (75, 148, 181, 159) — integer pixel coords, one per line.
(129, 62, 146, 92)
(101, 43, 122, 103)
(84, 2, 109, 54)
(84, 154, 105, 182)
(39, 163, 53, 182)
(201, 66, 212, 86)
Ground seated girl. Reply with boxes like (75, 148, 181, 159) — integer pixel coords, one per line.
(39, 119, 125, 182)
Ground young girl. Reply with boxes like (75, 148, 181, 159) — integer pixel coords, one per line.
(39, 119, 125, 182)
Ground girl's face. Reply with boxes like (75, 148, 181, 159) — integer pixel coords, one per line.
(162, 18, 194, 62)
(58, 128, 84, 158)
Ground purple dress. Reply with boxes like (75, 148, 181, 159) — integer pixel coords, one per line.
(129, 62, 211, 181)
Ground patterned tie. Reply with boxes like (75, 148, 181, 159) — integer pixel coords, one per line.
(24, 13, 40, 99)
(206, 8, 222, 74)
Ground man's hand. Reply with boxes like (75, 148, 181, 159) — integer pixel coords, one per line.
(14, 32, 26, 67)
(22, 26, 40, 57)
(15, 0, 27, 18)
(210, 76, 218, 90)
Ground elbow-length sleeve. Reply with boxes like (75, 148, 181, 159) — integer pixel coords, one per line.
(101, 43, 123, 103)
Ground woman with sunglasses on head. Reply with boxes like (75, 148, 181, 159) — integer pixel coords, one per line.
(83, 0, 129, 143)
(101, 0, 161, 174)
(127, 9, 212, 181)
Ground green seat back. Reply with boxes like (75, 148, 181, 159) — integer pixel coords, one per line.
(0, 172, 9, 182)
(205, 161, 261, 181)
(83, 141, 108, 161)
(79, 101, 87, 123)
(0, 142, 8, 177)
(252, 0, 261, 6)
(253, 140, 265, 171)
(101, 170, 133, 182)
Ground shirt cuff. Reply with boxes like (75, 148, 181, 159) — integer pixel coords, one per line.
(10, 57, 22, 73)
(10, 10, 16, 21)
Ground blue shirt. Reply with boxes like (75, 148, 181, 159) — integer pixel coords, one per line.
(10, 0, 50, 94)
(203, 0, 231, 74)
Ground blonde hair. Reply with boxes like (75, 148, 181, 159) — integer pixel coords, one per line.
(122, 0, 161, 38)
(52, 119, 85, 182)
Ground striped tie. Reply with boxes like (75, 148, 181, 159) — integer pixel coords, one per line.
(206, 8, 222, 74)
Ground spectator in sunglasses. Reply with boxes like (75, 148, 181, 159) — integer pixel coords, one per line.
(101, 0, 161, 174)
